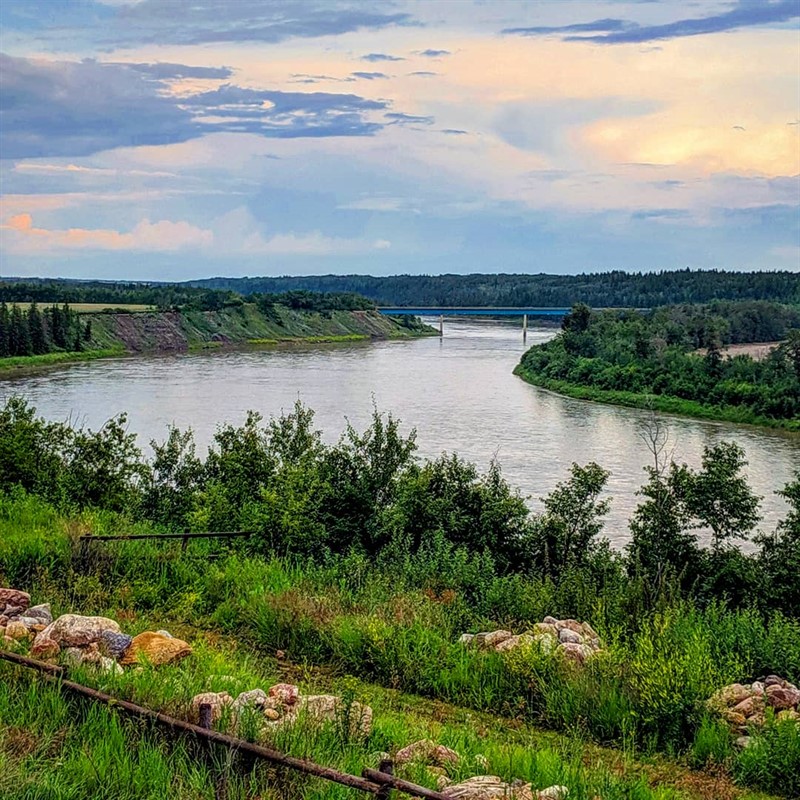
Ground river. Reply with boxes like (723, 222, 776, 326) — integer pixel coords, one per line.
(2, 318, 798, 549)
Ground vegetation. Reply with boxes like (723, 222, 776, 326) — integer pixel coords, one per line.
(0, 290, 428, 370)
(189, 269, 800, 308)
(1, 398, 799, 796)
(516, 302, 800, 429)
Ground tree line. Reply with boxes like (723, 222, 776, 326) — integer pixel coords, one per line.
(189, 269, 800, 307)
(0, 302, 90, 358)
(518, 302, 800, 426)
(1, 396, 797, 618)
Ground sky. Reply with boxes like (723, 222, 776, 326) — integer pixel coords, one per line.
(0, 0, 799, 280)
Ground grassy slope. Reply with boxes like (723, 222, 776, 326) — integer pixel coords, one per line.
(0, 305, 432, 374)
(0, 496, 791, 800)
(513, 364, 800, 432)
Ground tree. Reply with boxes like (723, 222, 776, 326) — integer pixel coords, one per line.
(687, 442, 761, 552)
(528, 462, 611, 578)
(27, 302, 48, 355)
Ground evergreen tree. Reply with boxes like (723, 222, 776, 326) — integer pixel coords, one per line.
(27, 302, 48, 355)
(0, 302, 9, 357)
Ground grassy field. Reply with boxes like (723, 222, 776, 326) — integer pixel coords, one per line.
(0, 493, 797, 799)
(9, 302, 155, 313)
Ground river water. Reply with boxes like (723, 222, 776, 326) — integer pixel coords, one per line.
(2, 319, 798, 548)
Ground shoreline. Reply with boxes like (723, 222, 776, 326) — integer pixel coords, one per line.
(0, 330, 436, 378)
(513, 364, 800, 433)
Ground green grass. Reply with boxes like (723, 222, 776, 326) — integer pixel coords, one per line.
(0, 494, 797, 798)
(0, 348, 126, 373)
(513, 365, 800, 431)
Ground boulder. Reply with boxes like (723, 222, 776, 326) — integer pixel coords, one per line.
(35, 615, 121, 649)
(191, 692, 233, 725)
(30, 636, 60, 660)
(120, 632, 192, 666)
(458, 633, 475, 645)
(294, 694, 373, 738)
(395, 739, 460, 767)
(709, 683, 753, 711)
(2, 605, 25, 619)
(476, 630, 513, 648)
(5, 620, 32, 641)
(268, 683, 299, 706)
(732, 695, 764, 718)
(495, 634, 535, 653)
(560, 642, 593, 666)
(14, 617, 47, 633)
(99, 631, 134, 661)
(766, 684, 800, 711)
(26, 604, 53, 625)
(443, 776, 534, 799)
(537, 787, 568, 800)
(558, 628, 582, 645)
(0, 589, 30, 611)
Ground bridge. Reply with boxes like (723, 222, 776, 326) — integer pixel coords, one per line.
(378, 307, 570, 317)
(378, 307, 570, 338)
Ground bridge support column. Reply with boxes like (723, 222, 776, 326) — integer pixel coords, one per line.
(523, 314, 528, 342)
(439, 314, 444, 337)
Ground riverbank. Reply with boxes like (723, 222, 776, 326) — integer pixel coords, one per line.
(0, 305, 435, 375)
(513, 364, 800, 432)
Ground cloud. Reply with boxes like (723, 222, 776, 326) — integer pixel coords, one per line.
(409, 71, 438, 77)
(351, 71, 389, 80)
(1, 0, 412, 48)
(385, 112, 435, 126)
(417, 49, 450, 57)
(361, 52, 405, 62)
(503, 1, 800, 43)
(14, 163, 178, 178)
(0, 54, 389, 158)
(1, 212, 213, 252)
(441, 129, 468, 135)
(241, 230, 391, 255)
(121, 62, 234, 79)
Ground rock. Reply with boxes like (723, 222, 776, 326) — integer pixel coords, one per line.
(723, 711, 747, 728)
(533, 634, 557, 655)
(233, 689, 269, 713)
(558, 628, 582, 645)
(777, 709, 800, 722)
(437, 773, 454, 790)
(63, 647, 86, 668)
(735, 736, 752, 749)
(732, 695, 764, 718)
(764, 675, 784, 688)
(443, 775, 534, 799)
(531, 623, 558, 637)
(30, 636, 60, 660)
(542, 616, 558, 625)
(15, 617, 46, 633)
(98, 656, 123, 676)
(495, 634, 535, 653)
(295, 694, 373, 738)
(5, 620, 32, 641)
(155, 630, 174, 639)
(477, 630, 514, 648)
(560, 642, 592, 666)
(264, 708, 280, 721)
(750, 681, 765, 696)
(35, 615, 121, 649)
(458, 633, 475, 645)
(766, 684, 800, 710)
(555, 619, 583, 635)
(26, 604, 53, 625)
(537, 787, 568, 800)
(0, 589, 30, 611)
(708, 683, 752, 710)
(99, 631, 134, 661)
(2, 605, 25, 619)
(120, 631, 192, 666)
(268, 683, 299, 706)
(580, 621, 598, 639)
(395, 739, 460, 767)
(191, 692, 233, 725)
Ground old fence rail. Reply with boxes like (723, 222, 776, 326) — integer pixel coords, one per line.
(0, 650, 450, 799)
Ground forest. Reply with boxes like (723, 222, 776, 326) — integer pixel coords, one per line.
(3, 269, 799, 310)
(0, 302, 90, 357)
(189, 269, 800, 307)
(516, 301, 800, 429)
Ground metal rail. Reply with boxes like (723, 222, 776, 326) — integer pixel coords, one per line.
(78, 531, 253, 551)
(0, 650, 450, 799)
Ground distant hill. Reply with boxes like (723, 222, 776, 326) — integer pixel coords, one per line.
(186, 269, 800, 308)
